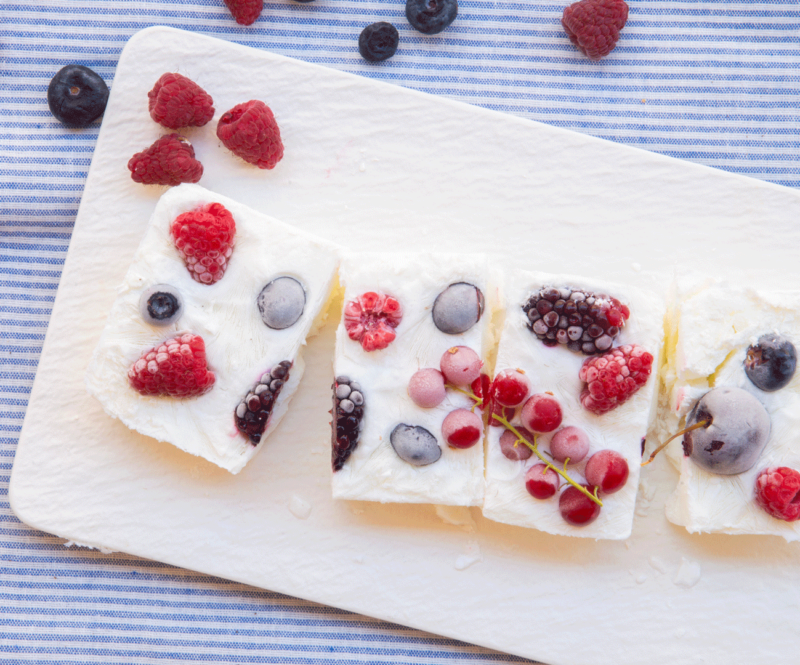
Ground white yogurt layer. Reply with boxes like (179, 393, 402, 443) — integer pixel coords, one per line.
(331, 253, 496, 506)
(482, 270, 665, 540)
(85, 184, 340, 474)
(661, 279, 800, 541)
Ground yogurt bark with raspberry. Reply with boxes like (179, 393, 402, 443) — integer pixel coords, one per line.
(85, 184, 340, 474)
(482, 270, 664, 539)
(330, 253, 494, 506)
(661, 279, 800, 541)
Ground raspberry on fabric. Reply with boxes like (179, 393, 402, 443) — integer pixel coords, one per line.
(128, 134, 203, 186)
(579, 344, 653, 414)
(148, 73, 214, 130)
(170, 202, 236, 285)
(128, 333, 215, 398)
(224, 0, 263, 25)
(343, 292, 402, 351)
(561, 0, 629, 60)
(755, 467, 800, 522)
(216, 100, 284, 170)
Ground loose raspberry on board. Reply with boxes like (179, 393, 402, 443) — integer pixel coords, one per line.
(128, 134, 203, 186)
(343, 292, 403, 351)
(128, 333, 215, 398)
(224, 0, 263, 25)
(579, 344, 653, 415)
(170, 202, 236, 285)
(217, 100, 284, 169)
(561, 0, 629, 60)
(755, 467, 800, 522)
(148, 73, 214, 130)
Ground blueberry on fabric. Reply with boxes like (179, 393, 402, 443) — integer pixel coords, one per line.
(358, 22, 400, 62)
(405, 0, 457, 35)
(47, 64, 110, 128)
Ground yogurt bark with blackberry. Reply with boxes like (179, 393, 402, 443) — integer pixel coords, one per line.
(330, 253, 494, 506)
(661, 280, 800, 540)
(85, 184, 340, 474)
(482, 270, 665, 540)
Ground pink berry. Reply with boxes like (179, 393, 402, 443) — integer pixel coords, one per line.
(525, 463, 560, 499)
(521, 393, 562, 433)
(492, 369, 531, 407)
(499, 428, 534, 461)
(559, 485, 601, 526)
(408, 368, 446, 408)
(442, 408, 483, 449)
(440, 346, 483, 386)
(755, 467, 800, 522)
(549, 426, 590, 464)
(585, 449, 629, 494)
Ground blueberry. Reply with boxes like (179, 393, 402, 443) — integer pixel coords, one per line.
(47, 64, 109, 128)
(257, 277, 306, 330)
(405, 0, 457, 35)
(140, 284, 182, 326)
(432, 282, 484, 334)
(390, 424, 441, 466)
(683, 386, 771, 475)
(359, 22, 400, 62)
(744, 333, 797, 392)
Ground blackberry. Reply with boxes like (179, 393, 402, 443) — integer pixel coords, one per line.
(235, 361, 292, 445)
(522, 286, 629, 355)
(359, 22, 400, 62)
(47, 64, 109, 128)
(332, 376, 365, 470)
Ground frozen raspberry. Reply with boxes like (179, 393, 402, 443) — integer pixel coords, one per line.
(236, 361, 292, 445)
(128, 134, 203, 186)
(332, 376, 365, 470)
(343, 292, 402, 352)
(561, 0, 628, 61)
(579, 344, 653, 415)
(128, 333, 215, 398)
(224, 0, 263, 25)
(755, 467, 800, 522)
(148, 73, 214, 130)
(216, 100, 283, 169)
(523, 286, 629, 355)
(170, 203, 236, 285)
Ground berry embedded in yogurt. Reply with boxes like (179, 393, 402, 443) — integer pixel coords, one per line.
(343, 291, 402, 352)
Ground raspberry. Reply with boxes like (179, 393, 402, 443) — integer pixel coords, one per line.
(579, 344, 653, 415)
(343, 292, 402, 352)
(755, 467, 800, 522)
(224, 0, 263, 25)
(216, 100, 284, 170)
(128, 134, 203, 186)
(148, 73, 214, 130)
(332, 377, 365, 470)
(561, 0, 628, 61)
(523, 286, 629, 355)
(128, 333, 215, 398)
(170, 202, 236, 285)
(236, 361, 292, 445)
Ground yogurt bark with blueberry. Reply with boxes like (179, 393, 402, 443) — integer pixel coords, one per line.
(661, 279, 800, 540)
(85, 184, 340, 474)
(330, 253, 495, 506)
(482, 270, 665, 540)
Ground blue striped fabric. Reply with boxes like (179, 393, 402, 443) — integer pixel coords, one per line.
(1, 0, 798, 662)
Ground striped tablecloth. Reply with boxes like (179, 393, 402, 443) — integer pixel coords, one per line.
(1, 1, 798, 663)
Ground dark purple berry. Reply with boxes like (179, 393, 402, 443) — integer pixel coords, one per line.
(744, 333, 797, 392)
(257, 277, 306, 330)
(140, 284, 182, 326)
(405, 0, 457, 34)
(432, 282, 484, 334)
(358, 22, 400, 62)
(235, 362, 292, 445)
(47, 64, 109, 128)
(332, 376, 365, 470)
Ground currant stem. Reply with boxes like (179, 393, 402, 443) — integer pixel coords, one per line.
(446, 383, 484, 406)
(641, 419, 711, 467)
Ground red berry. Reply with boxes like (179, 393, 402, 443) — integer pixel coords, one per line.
(755, 467, 800, 522)
(549, 426, 590, 464)
(127, 134, 203, 186)
(148, 73, 214, 130)
(440, 346, 483, 386)
(128, 333, 215, 398)
(559, 485, 601, 526)
(217, 100, 283, 169)
(561, 0, 628, 61)
(585, 449, 629, 493)
(499, 428, 534, 461)
(521, 393, 562, 433)
(224, 0, 263, 25)
(343, 292, 402, 352)
(408, 368, 446, 408)
(525, 463, 560, 499)
(170, 202, 236, 285)
(442, 408, 483, 449)
(471, 373, 492, 408)
(579, 344, 653, 415)
(492, 368, 531, 407)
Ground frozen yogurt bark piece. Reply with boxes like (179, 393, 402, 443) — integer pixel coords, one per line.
(482, 270, 665, 539)
(85, 184, 340, 474)
(330, 253, 495, 506)
(661, 279, 800, 540)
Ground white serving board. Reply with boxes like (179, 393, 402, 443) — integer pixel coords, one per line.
(10, 26, 800, 665)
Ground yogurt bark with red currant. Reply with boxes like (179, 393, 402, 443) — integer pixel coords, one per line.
(482, 270, 665, 539)
(85, 184, 340, 474)
(661, 279, 800, 540)
(330, 253, 495, 506)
